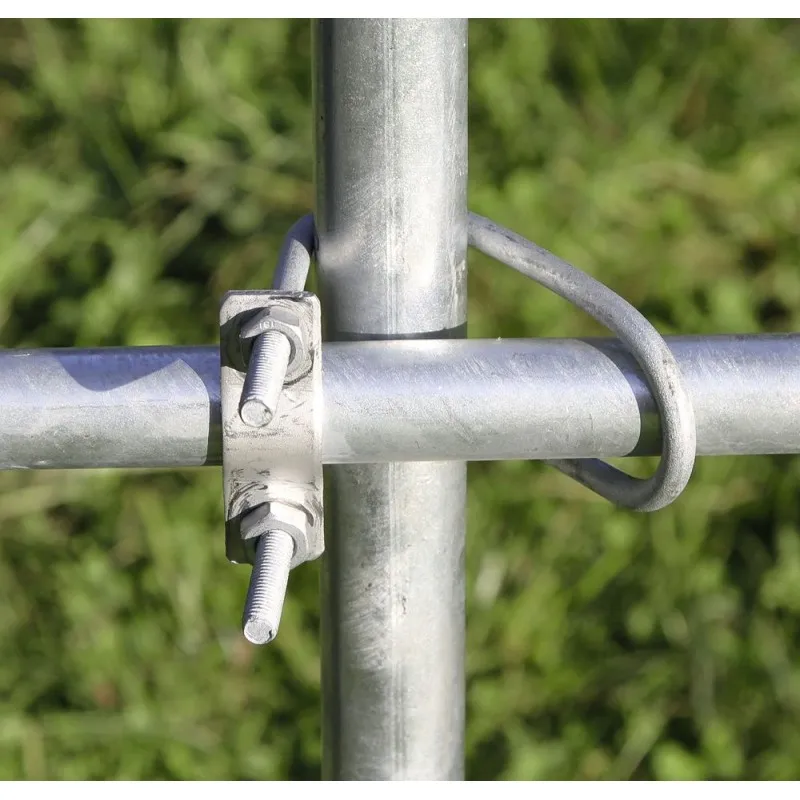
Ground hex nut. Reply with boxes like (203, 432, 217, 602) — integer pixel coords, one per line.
(239, 302, 310, 383)
(240, 500, 312, 568)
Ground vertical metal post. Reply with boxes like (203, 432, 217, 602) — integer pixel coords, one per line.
(314, 19, 468, 780)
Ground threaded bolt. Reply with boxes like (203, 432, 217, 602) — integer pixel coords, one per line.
(239, 330, 292, 427)
(242, 530, 295, 645)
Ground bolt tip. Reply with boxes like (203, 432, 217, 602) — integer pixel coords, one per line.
(240, 399, 274, 428)
(243, 616, 278, 645)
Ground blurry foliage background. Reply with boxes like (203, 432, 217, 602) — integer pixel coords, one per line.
(1, 19, 800, 780)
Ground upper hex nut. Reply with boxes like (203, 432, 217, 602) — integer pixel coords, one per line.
(240, 301, 311, 383)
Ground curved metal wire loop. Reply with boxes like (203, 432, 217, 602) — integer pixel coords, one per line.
(272, 213, 315, 291)
(468, 212, 696, 512)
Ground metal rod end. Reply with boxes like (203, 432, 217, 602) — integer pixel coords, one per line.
(241, 530, 294, 646)
(238, 331, 292, 428)
(239, 398, 274, 428)
(243, 615, 278, 645)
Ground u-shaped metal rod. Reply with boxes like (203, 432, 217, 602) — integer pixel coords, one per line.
(260, 211, 696, 511)
(271, 213, 315, 292)
(468, 212, 697, 512)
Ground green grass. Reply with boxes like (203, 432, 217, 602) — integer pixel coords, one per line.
(1, 19, 800, 779)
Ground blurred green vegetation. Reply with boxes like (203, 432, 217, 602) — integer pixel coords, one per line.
(1, 19, 800, 780)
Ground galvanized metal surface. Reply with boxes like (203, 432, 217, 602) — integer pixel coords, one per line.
(272, 214, 314, 293)
(469, 213, 697, 511)
(242, 528, 295, 645)
(314, 18, 468, 781)
(236, 218, 321, 644)
(3, 14, 790, 783)
(0, 345, 220, 470)
(238, 330, 293, 428)
(219, 291, 323, 568)
(1, 336, 799, 470)
(323, 335, 800, 463)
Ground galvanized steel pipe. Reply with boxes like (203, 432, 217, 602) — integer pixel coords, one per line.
(0, 336, 798, 471)
(314, 18, 468, 781)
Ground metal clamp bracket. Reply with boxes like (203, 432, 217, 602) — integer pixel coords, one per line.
(220, 290, 323, 567)
(216, 210, 696, 647)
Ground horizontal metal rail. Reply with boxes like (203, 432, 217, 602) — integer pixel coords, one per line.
(0, 334, 796, 470)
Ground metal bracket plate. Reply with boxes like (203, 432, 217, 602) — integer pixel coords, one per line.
(220, 290, 323, 566)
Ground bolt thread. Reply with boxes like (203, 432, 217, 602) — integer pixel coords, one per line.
(240, 331, 292, 427)
(242, 530, 295, 645)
